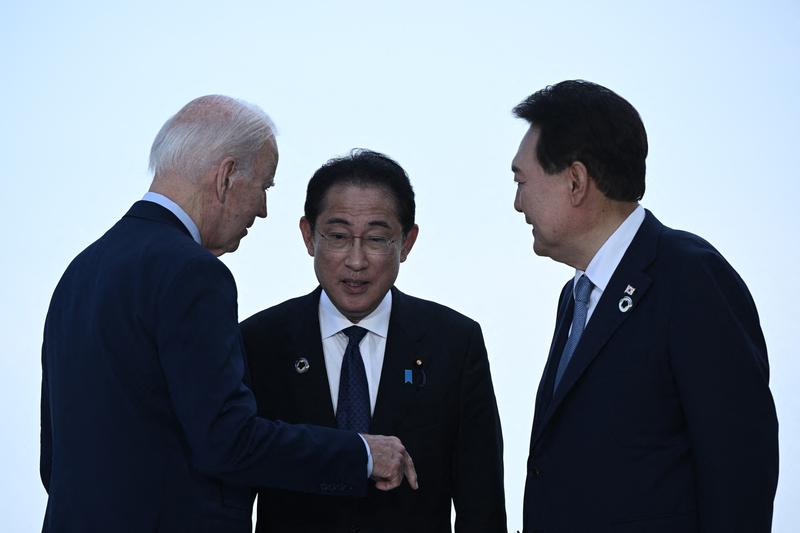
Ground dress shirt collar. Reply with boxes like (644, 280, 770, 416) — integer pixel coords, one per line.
(319, 289, 392, 340)
(574, 204, 645, 294)
(142, 191, 202, 245)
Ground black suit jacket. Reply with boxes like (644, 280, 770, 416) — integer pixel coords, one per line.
(40, 202, 367, 533)
(240, 287, 507, 533)
(522, 210, 779, 533)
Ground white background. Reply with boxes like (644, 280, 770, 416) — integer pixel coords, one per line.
(1, 1, 798, 531)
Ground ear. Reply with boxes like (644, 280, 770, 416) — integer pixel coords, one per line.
(299, 217, 315, 257)
(215, 157, 237, 202)
(399, 224, 419, 263)
(567, 161, 591, 206)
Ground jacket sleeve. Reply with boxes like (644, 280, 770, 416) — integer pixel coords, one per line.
(156, 255, 367, 496)
(669, 249, 778, 532)
(452, 322, 508, 532)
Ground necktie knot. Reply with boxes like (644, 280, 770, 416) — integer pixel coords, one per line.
(574, 275, 593, 304)
(343, 326, 368, 344)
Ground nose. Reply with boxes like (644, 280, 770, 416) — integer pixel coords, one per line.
(514, 188, 523, 213)
(344, 238, 368, 271)
(258, 192, 267, 219)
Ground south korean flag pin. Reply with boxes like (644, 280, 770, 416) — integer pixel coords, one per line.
(624, 285, 636, 296)
(619, 285, 636, 312)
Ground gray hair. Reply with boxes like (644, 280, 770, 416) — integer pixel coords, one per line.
(149, 95, 276, 180)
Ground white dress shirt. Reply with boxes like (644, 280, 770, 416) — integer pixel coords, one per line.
(319, 290, 391, 415)
(574, 205, 646, 325)
(142, 192, 202, 245)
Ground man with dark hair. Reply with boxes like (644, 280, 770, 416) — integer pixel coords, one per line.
(40, 98, 416, 533)
(241, 149, 507, 533)
(512, 80, 778, 532)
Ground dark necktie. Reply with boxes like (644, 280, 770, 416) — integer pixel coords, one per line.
(553, 275, 593, 393)
(336, 326, 370, 433)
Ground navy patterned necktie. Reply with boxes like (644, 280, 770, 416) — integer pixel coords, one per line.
(553, 275, 594, 394)
(336, 326, 370, 433)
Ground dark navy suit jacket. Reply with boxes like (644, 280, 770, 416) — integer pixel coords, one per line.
(522, 210, 779, 532)
(40, 201, 367, 533)
(240, 287, 507, 533)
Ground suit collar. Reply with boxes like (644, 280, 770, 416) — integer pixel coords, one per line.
(579, 204, 646, 293)
(531, 210, 665, 447)
(384, 287, 423, 339)
(124, 200, 194, 241)
(141, 192, 201, 244)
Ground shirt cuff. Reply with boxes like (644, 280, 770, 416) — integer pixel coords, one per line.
(358, 433, 373, 478)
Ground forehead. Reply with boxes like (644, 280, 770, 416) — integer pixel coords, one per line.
(319, 183, 401, 224)
(513, 126, 540, 167)
(253, 138, 278, 183)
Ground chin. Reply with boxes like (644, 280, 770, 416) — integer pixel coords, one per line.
(330, 294, 373, 323)
(532, 241, 549, 258)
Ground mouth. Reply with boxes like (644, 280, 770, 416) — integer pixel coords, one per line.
(341, 279, 369, 294)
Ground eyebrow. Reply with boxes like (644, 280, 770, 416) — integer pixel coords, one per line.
(367, 221, 391, 229)
(323, 217, 352, 226)
(323, 218, 392, 229)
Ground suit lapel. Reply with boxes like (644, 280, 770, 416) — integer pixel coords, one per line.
(530, 282, 573, 444)
(285, 288, 337, 427)
(371, 288, 425, 435)
(531, 210, 663, 447)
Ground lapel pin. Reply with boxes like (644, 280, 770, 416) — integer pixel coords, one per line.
(618, 296, 633, 313)
(294, 357, 310, 374)
(414, 358, 427, 387)
(624, 285, 636, 296)
(404, 369, 413, 384)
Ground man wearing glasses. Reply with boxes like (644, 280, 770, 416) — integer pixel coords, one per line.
(240, 149, 507, 533)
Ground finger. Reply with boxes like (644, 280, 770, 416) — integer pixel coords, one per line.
(403, 451, 419, 490)
(374, 475, 400, 491)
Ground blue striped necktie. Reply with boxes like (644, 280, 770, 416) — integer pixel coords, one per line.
(554, 275, 593, 394)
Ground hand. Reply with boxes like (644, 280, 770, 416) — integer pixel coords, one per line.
(361, 434, 419, 491)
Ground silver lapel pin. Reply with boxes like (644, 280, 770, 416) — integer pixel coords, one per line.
(294, 357, 310, 374)
(618, 296, 633, 313)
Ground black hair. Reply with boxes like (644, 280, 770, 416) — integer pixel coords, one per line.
(304, 149, 416, 234)
(513, 80, 647, 201)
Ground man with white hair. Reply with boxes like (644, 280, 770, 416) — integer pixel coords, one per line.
(40, 95, 417, 533)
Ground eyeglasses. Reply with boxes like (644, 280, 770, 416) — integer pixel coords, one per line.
(316, 231, 399, 255)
